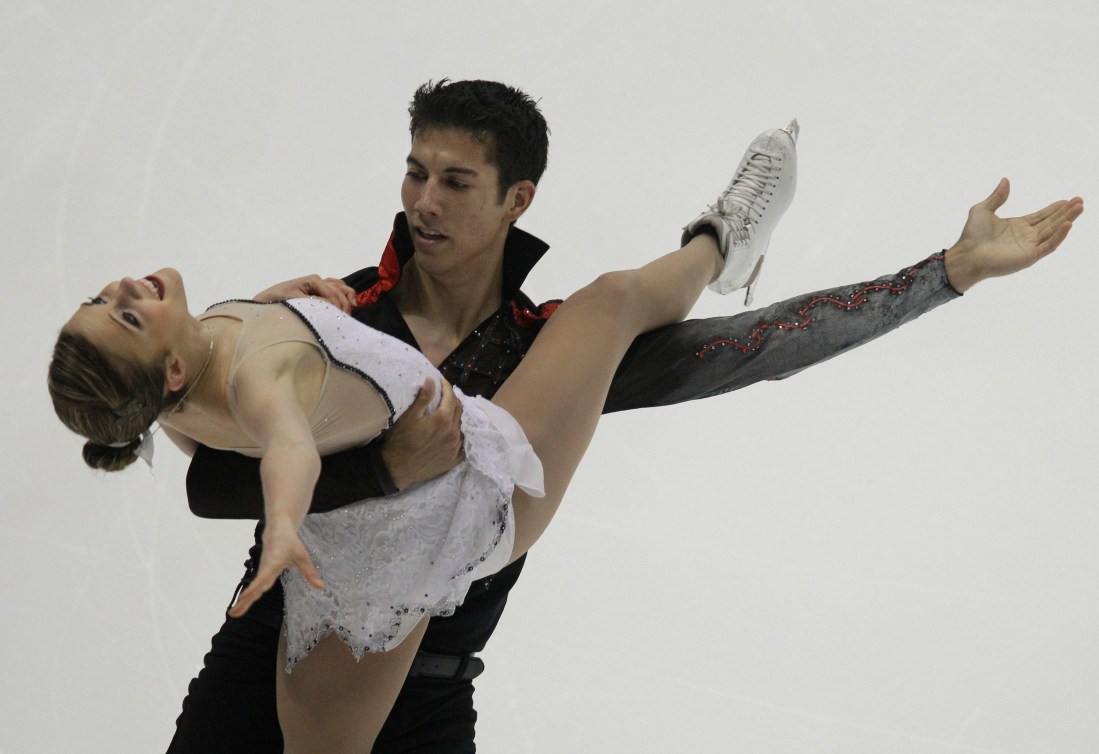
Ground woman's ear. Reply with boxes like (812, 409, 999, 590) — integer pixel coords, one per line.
(164, 354, 187, 395)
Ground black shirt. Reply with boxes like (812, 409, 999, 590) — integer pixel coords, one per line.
(186, 212, 559, 654)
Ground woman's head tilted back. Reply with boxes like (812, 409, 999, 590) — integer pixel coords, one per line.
(49, 269, 191, 471)
(49, 330, 169, 470)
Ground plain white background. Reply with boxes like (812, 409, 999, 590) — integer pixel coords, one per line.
(4, 1, 1097, 751)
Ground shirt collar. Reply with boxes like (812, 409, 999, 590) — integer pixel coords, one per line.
(386, 212, 550, 298)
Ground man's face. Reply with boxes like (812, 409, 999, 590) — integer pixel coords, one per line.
(401, 126, 530, 277)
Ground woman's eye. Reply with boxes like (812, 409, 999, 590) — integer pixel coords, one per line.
(123, 312, 140, 327)
(87, 296, 107, 305)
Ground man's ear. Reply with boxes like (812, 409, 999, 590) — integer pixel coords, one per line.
(164, 354, 187, 395)
(504, 180, 537, 222)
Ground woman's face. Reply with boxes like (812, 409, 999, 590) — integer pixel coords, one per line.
(64, 267, 191, 370)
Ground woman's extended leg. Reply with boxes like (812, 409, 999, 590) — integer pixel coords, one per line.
(494, 234, 723, 559)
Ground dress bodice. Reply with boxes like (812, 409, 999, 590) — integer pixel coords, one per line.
(199, 298, 441, 457)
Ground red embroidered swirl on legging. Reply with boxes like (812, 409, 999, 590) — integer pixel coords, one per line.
(696, 254, 945, 358)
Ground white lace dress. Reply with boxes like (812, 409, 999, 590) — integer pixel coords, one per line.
(206, 298, 544, 670)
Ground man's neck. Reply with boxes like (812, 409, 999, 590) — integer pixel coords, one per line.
(391, 257, 505, 366)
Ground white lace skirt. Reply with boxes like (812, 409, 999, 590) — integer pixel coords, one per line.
(280, 390, 543, 670)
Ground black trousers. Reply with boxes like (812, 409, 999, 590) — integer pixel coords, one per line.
(166, 589, 478, 753)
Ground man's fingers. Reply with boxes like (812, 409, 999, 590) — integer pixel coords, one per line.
(981, 177, 1011, 212)
(1033, 198, 1082, 256)
(255, 274, 361, 311)
(1053, 197, 1085, 228)
(1037, 220, 1075, 258)
(322, 277, 359, 311)
(276, 275, 357, 312)
(1031, 198, 1084, 243)
(309, 278, 356, 312)
(301, 275, 327, 295)
(1042, 202, 1075, 243)
(436, 380, 465, 459)
(412, 378, 438, 413)
(437, 379, 460, 418)
(1024, 198, 1069, 229)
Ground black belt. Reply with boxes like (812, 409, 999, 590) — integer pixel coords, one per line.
(409, 650, 484, 681)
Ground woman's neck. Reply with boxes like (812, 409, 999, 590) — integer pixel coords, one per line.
(161, 316, 235, 429)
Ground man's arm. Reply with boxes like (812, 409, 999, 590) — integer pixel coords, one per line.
(186, 380, 463, 519)
(605, 251, 957, 412)
(186, 438, 383, 519)
(186, 261, 469, 519)
(606, 179, 1083, 413)
(252, 274, 358, 311)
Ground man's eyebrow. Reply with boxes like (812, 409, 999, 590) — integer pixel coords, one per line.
(406, 156, 479, 177)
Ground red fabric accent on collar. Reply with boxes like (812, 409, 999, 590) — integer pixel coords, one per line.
(355, 230, 402, 308)
(509, 300, 560, 328)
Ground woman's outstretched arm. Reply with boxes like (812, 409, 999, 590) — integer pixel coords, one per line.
(226, 355, 326, 617)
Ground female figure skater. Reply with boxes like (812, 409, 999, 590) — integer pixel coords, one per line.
(48, 210, 742, 750)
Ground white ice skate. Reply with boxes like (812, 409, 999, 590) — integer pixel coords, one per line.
(682, 119, 799, 304)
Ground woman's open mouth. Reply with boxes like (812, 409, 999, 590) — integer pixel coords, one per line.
(141, 275, 165, 299)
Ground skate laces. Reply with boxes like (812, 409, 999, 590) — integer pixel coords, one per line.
(714, 151, 782, 225)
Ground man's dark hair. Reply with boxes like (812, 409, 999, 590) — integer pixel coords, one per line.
(409, 79, 549, 200)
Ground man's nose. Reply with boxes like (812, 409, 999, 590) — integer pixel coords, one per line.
(413, 180, 442, 216)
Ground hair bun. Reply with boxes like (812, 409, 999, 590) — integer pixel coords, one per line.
(83, 439, 140, 472)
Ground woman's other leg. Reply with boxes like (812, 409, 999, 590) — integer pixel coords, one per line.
(276, 619, 429, 754)
(495, 235, 722, 559)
